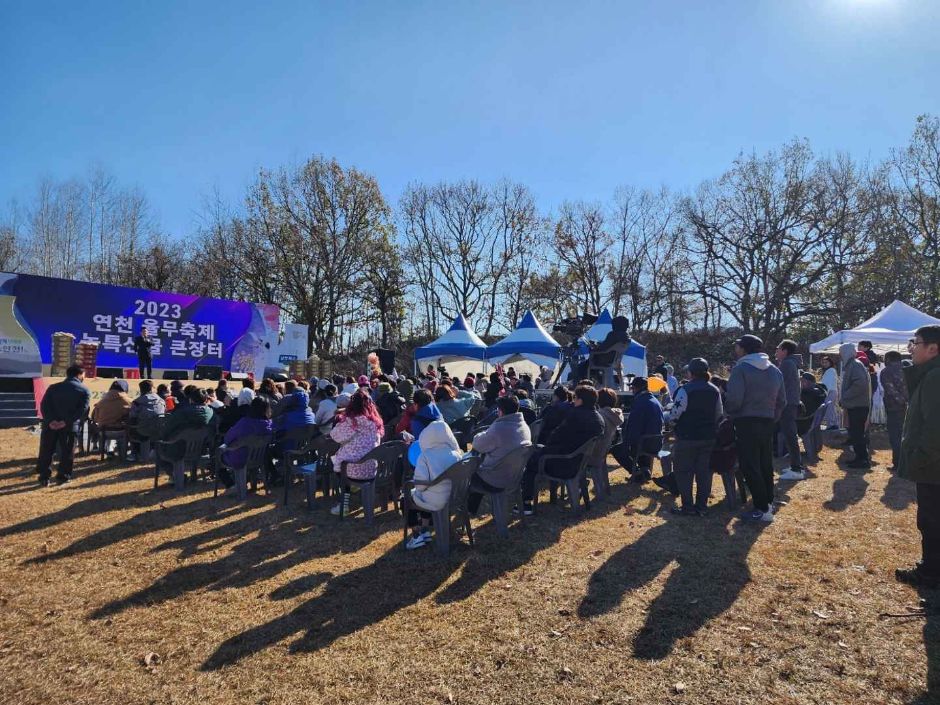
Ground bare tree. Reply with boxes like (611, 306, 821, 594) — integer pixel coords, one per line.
(889, 114, 940, 309)
(553, 201, 610, 315)
(683, 140, 866, 339)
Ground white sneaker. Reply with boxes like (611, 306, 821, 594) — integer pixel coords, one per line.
(779, 469, 805, 481)
(759, 509, 775, 522)
(406, 531, 432, 550)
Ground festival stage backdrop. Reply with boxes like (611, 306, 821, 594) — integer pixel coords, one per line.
(0, 272, 303, 378)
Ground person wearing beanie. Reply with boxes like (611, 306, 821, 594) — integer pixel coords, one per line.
(396, 377, 415, 404)
(91, 379, 132, 429)
(726, 334, 786, 522)
(667, 358, 722, 515)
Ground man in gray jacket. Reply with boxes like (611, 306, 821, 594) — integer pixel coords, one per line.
(466, 395, 532, 513)
(725, 334, 787, 522)
(839, 342, 872, 468)
(776, 340, 806, 481)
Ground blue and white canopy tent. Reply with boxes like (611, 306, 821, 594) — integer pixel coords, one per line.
(485, 310, 561, 378)
(413, 313, 488, 379)
(582, 309, 648, 380)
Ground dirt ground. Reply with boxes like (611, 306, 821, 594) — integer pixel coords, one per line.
(0, 426, 935, 705)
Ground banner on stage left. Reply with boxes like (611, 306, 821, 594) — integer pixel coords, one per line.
(0, 272, 283, 378)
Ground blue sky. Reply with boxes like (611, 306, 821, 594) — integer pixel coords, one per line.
(1, 0, 937, 237)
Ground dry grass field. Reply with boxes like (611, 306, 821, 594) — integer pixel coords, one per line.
(0, 426, 935, 705)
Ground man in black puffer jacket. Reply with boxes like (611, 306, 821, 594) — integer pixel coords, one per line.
(519, 384, 603, 515)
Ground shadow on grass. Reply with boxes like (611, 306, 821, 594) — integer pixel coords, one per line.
(881, 471, 916, 511)
(907, 585, 940, 704)
(198, 482, 642, 670)
(90, 503, 384, 621)
(823, 450, 870, 512)
(577, 510, 765, 660)
(0, 480, 171, 539)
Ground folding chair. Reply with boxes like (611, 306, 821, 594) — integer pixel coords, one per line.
(153, 427, 210, 491)
(213, 434, 272, 501)
(338, 441, 407, 525)
(477, 445, 535, 538)
(403, 455, 483, 556)
(531, 436, 601, 514)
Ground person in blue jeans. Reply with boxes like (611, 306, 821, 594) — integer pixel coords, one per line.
(668, 358, 723, 516)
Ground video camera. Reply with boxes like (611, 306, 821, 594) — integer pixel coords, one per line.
(552, 313, 598, 339)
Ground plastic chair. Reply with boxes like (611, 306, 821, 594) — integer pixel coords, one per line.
(153, 427, 210, 491)
(213, 433, 272, 501)
(528, 419, 544, 444)
(338, 441, 406, 525)
(404, 455, 483, 556)
(276, 424, 319, 485)
(531, 436, 601, 514)
(98, 425, 128, 462)
(478, 445, 535, 538)
(284, 434, 339, 507)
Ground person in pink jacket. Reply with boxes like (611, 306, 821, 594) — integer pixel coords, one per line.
(330, 389, 384, 515)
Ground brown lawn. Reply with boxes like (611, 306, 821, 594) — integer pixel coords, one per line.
(0, 427, 934, 705)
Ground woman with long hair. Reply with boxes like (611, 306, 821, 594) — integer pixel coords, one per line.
(329, 389, 385, 515)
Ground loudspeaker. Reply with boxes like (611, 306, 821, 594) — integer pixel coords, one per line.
(162, 370, 189, 380)
(374, 348, 396, 374)
(96, 367, 124, 379)
(194, 364, 223, 381)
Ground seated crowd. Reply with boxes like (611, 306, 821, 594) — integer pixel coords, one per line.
(30, 331, 912, 564)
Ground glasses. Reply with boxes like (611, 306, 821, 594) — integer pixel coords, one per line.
(909, 339, 927, 350)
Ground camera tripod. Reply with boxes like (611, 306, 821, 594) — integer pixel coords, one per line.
(551, 340, 589, 387)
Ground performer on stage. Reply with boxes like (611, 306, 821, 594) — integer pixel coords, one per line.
(133, 327, 154, 379)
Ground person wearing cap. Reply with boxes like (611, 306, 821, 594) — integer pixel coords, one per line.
(775, 339, 806, 481)
(667, 358, 722, 515)
(839, 342, 872, 468)
(725, 334, 786, 522)
(609, 376, 664, 483)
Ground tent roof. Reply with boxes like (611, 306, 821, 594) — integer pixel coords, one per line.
(414, 313, 487, 361)
(810, 300, 940, 353)
(486, 310, 560, 366)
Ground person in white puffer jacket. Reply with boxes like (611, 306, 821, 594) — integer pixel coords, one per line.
(406, 419, 463, 550)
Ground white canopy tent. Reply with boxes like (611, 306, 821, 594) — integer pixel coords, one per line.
(582, 309, 648, 379)
(809, 300, 940, 354)
(485, 310, 561, 379)
(413, 313, 488, 379)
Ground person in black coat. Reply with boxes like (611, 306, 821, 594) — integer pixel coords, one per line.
(537, 386, 572, 443)
(133, 328, 154, 379)
(36, 364, 91, 486)
(519, 384, 604, 514)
